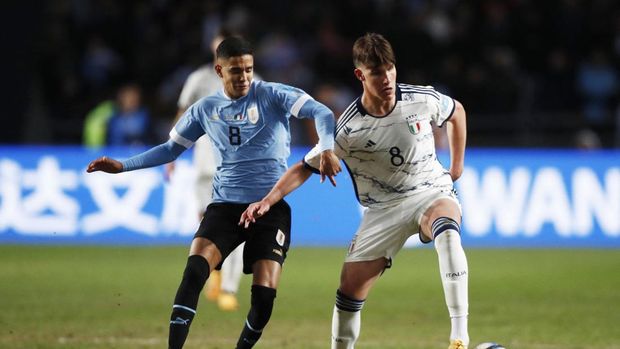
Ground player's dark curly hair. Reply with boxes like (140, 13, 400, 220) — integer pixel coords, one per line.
(216, 36, 254, 59)
(352, 32, 396, 68)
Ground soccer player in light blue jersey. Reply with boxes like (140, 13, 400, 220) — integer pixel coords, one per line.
(87, 36, 341, 349)
(240, 33, 470, 349)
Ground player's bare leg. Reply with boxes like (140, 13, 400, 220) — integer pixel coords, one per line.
(235, 259, 281, 349)
(332, 258, 387, 349)
(421, 199, 469, 348)
(169, 237, 222, 349)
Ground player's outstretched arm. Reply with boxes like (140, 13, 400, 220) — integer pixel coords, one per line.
(446, 100, 466, 181)
(86, 139, 187, 175)
(87, 156, 123, 173)
(239, 162, 312, 228)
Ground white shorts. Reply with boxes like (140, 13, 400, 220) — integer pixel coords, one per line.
(345, 185, 461, 264)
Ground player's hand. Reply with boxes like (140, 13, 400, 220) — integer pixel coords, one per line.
(164, 162, 176, 182)
(319, 149, 341, 186)
(449, 165, 463, 182)
(239, 201, 271, 228)
(86, 156, 123, 173)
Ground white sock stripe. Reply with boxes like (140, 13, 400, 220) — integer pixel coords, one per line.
(335, 293, 364, 312)
(432, 217, 460, 234)
(172, 304, 196, 314)
(335, 299, 364, 311)
(245, 319, 263, 333)
(336, 295, 364, 306)
(432, 217, 459, 229)
(432, 221, 459, 233)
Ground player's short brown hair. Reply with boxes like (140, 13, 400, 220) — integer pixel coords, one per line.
(352, 33, 395, 68)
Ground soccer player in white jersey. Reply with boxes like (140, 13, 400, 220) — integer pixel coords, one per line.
(175, 30, 260, 312)
(240, 33, 469, 349)
(87, 36, 341, 349)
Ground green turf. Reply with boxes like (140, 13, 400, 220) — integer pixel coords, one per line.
(0, 246, 618, 349)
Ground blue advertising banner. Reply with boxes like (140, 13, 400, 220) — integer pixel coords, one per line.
(0, 146, 618, 247)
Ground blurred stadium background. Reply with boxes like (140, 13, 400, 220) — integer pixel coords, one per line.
(1, 1, 619, 348)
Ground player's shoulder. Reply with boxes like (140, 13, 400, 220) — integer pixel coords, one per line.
(335, 98, 363, 136)
(255, 80, 302, 94)
(398, 83, 441, 101)
(191, 90, 225, 111)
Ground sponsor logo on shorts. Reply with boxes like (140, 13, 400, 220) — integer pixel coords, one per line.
(276, 229, 285, 246)
(272, 248, 283, 256)
(348, 237, 357, 255)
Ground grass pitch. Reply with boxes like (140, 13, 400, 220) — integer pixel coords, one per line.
(0, 246, 618, 349)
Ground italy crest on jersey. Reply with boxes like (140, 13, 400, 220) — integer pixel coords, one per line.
(406, 114, 422, 134)
(247, 106, 259, 124)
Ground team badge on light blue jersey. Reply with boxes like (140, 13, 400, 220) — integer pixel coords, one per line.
(248, 106, 259, 124)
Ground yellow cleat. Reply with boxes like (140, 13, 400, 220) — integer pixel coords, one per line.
(449, 339, 468, 349)
(204, 270, 221, 301)
(217, 292, 239, 311)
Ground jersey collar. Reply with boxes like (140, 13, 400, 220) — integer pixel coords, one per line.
(220, 80, 256, 102)
(355, 84, 402, 117)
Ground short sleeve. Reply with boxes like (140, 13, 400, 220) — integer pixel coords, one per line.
(435, 91, 456, 127)
(263, 82, 313, 118)
(169, 104, 206, 148)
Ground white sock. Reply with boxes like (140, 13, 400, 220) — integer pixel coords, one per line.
(331, 306, 360, 349)
(450, 315, 468, 344)
(221, 244, 244, 293)
(433, 219, 469, 345)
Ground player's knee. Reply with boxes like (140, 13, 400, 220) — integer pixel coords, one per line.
(183, 255, 210, 290)
(247, 285, 277, 330)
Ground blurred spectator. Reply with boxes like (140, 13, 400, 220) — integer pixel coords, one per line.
(577, 50, 618, 125)
(81, 36, 123, 90)
(294, 82, 355, 145)
(535, 48, 577, 112)
(574, 129, 602, 150)
(12, 0, 619, 148)
(106, 84, 152, 146)
(616, 105, 620, 148)
(82, 100, 115, 147)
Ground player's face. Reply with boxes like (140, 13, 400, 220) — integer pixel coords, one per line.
(356, 63, 397, 102)
(216, 54, 254, 99)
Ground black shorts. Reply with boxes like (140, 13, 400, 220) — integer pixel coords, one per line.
(195, 200, 291, 274)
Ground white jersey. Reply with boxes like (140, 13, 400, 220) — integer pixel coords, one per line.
(304, 84, 456, 209)
(178, 64, 221, 110)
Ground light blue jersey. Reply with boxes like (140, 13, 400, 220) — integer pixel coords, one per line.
(121, 80, 335, 203)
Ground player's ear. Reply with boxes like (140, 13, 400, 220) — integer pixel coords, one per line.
(354, 68, 365, 82)
(215, 64, 224, 78)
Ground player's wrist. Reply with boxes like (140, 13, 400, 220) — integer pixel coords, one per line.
(317, 139, 335, 152)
